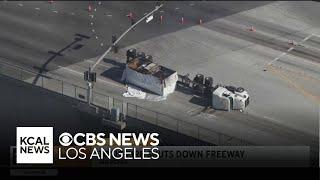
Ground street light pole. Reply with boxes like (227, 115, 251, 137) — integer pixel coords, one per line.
(87, 66, 92, 104)
(91, 3, 163, 71)
(84, 3, 163, 106)
(84, 66, 96, 105)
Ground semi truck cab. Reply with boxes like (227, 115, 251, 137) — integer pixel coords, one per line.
(212, 86, 249, 111)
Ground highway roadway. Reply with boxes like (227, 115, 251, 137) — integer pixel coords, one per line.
(0, 1, 269, 74)
(0, 1, 319, 153)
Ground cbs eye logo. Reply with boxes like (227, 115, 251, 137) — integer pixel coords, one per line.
(59, 133, 73, 146)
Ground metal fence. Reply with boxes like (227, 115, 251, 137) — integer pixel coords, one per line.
(0, 60, 252, 146)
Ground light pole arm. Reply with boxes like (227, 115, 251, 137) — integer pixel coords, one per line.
(91, 4, 163, 71)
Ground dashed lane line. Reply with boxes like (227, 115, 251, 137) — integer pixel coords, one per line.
(266, 34, 313, 66)
(87, 60, 111, 69)
(264, 33, 320, 103)
(312, 34, 320, 38)
(186, 107, 203, 114)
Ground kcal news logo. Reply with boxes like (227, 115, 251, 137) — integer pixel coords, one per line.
(16, 127, 53, 164)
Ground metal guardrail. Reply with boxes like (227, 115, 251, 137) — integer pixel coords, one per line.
(0, 60, 253, 146)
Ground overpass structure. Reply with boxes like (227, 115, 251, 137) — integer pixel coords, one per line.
(0, 1, 319, 163)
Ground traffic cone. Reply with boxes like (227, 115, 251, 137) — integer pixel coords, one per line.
(88, 4, 92, 12)
(127, 12, 133, 19)
(199, 18, 203, 24)
(248, 26, 255, 32)
(181, 17, 184, 24)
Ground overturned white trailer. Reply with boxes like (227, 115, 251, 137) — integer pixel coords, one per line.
(121, 58, 178, 96)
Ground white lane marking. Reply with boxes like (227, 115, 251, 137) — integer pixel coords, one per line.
(160, 10, 164, 13)
(57, 66, 124, 88)
(266, 34, 313, 66)
(52, 10, 58, 13)
(87, 60, 110, 68)
(17, 3, 23, 7)
(186, 107, 201, 114)
(58, 66, 81, 75)
(97, 78, 124, 89)
(205, 113, 217, 118)
(312, 34, 320, 38)
(189, 3, 194, 6)
(107, 14, 112, 17)
(35, 7, 40, 10)
(302, 34, 313, 41)
(263, 115, 276, 121)
(287, 47, 294, 52)
(71, 12, 75, 15)
(175, 7, 179, 10)
(303, 35, 312, 41)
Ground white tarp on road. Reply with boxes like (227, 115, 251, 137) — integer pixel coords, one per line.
(123, 86, 146, 99)
(122, 85, 167, 101)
